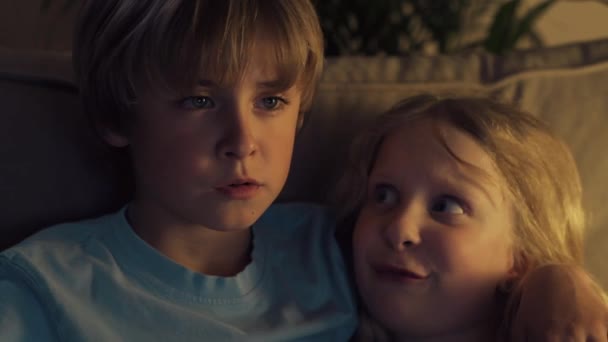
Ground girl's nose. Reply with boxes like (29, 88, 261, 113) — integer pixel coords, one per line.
(383, 204, 424, 251)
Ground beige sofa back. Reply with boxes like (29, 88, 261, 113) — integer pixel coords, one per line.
(1, 41, 607, 288)
(0, 48, 130, 250)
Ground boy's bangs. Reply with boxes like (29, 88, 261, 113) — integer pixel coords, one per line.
(139, 1, 311, 95)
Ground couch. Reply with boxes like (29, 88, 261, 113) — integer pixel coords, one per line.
(1, 39, 607, 289)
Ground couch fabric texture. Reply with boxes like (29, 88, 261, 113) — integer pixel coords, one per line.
(1, 40, 607, 289)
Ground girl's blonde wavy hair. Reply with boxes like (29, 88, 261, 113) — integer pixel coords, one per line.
(73, 0, 324, 135)
(332, 94, 592, 340)
(334, 93, 585, 274)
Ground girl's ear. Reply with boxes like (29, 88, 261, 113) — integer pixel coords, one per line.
(506, 268, 520, 283)
(498, 264, 521, 294)
(507, 253, 523, 279)
(497, 250, 524, 294)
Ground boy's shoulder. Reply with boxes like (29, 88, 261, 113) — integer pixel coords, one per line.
(1, 208, 124, 270)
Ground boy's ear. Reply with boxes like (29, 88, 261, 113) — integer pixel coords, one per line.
(97, 123, 130, 147)
(296, 112, 305, 131)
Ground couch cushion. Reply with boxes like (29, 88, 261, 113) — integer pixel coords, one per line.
(285, 39, 608, 289)
(1, 40, 607, 289)
(0, 48, 130, 250)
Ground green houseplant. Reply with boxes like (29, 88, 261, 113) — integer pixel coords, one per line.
(314, 0, 556, 55)
(42, 0, 556, 55)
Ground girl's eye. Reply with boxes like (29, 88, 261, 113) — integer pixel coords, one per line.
(372, 184, 399, 207)
(258, 96, 287, 110)
(430, 196, 465, 215)
(180, 96, 215, 109)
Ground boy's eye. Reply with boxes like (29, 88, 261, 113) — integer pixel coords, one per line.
(180, 96, 215, 109)
(258, 96, 287, 110)
(430, 196, 465, 215)
(372, 184, 399, 207)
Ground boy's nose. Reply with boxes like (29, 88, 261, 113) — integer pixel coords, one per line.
(221, 139, 257, 159)
(383, 205, 423, 251)
(217, 112, 258, 160)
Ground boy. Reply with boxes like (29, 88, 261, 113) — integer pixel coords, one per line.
(0, 0, 356, 340)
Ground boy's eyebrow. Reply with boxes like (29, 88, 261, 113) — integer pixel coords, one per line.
(197, 79, 218, 87)
(257, 80, 288, 89)
(196, 79, 290, 90)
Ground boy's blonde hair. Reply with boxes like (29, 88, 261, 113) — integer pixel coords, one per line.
(334, 94, 585, 278)
(73, 0, 324, 133)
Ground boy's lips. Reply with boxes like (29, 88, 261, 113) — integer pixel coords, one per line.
(214, 178, 262, 199)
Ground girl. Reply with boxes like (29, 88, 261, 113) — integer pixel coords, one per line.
(333, 94, 607, 341)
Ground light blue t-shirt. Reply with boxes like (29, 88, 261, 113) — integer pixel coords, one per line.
(0, 203, 357, 341)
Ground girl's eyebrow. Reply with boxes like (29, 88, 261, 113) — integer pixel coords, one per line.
(372, 167, 499, 209)
(447, 168, 499, 208)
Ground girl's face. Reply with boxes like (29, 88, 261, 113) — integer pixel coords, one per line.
(353, 118, 515, 341)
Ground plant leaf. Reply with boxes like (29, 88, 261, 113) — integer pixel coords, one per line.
(484, 0, 520, 54)
(527, 30, 544, 48)
(510, 0, 555, 47)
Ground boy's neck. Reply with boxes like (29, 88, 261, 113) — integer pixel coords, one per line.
(393, 318, 500, 342)
(394, 331, 496, 342)
(126, 203, 253, 277)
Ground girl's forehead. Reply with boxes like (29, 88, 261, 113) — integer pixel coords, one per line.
(385, 119, 491, 167)
(377, 119, 504, 189)
(372, 118, 512, 211)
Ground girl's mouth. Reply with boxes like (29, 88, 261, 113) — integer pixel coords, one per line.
(374, 264, 430, 284)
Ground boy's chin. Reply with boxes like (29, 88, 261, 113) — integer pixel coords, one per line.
(205, 219, 259, 233)
(199, 203, 270, 232)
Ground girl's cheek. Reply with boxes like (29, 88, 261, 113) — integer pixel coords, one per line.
(352, 214, 377, 251)
(420, 231, 457, 270)
(351, 226, 367, 254)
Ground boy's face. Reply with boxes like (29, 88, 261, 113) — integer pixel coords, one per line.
(352, 119, 515, 340)
(107, 52, 302, 232)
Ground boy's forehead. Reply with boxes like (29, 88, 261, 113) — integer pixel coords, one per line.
(195, 45, 300, 90)
(146, 21, 306, 95)
(202, 51, 276, 80)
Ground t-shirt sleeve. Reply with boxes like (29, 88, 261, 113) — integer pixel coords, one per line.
(0, 279, 58, 341)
